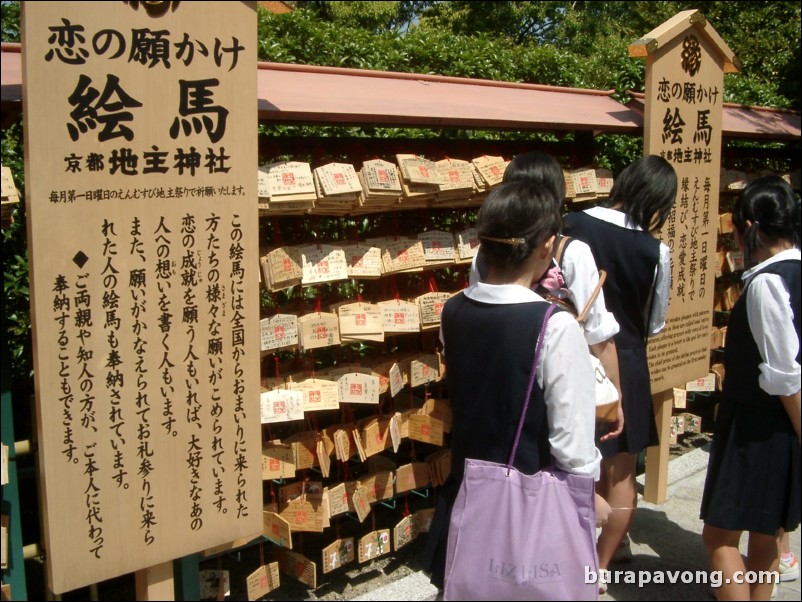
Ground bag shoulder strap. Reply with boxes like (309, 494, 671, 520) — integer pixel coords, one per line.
(555, 233, 607, 325)
(554, 234, 572, 269)
(507, 303, 557, 470)
(576, 270, 607, 324)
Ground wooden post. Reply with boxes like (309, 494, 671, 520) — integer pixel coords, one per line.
(135, 562, 175, 601)
(644, 389, 674, 503)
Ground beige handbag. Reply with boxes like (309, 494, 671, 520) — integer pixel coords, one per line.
(548, 235, 620, 422)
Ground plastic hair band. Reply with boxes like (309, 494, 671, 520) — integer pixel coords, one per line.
(480, 235, 526, 246)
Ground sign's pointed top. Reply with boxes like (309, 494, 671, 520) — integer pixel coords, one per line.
(628, 9, 741, 73)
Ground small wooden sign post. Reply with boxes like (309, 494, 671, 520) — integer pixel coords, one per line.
(22, 2, 260, 596)
(629, 10, 739, 503)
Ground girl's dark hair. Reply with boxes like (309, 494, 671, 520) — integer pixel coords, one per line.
(733, 175, 801, 266)
(503, 150, 566, 201)
(477, 180, 562, 271)
(601, 155, 678, 232)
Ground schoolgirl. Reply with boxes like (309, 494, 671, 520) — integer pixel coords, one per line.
(563, 155, 678, 587)
(700, 175, 801, 601)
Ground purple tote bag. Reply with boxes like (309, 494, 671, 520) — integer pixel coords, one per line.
(443, 305, 599, 600)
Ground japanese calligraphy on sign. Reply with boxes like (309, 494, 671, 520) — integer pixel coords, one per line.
(631, 12, 737, 392)
(22, 2, 260, 594)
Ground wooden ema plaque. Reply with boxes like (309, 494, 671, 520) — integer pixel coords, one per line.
(396, 154, 443, 186)
(418, 230, 458, 264)
(378, 299, 421, 334)
(417, 293, 451, 330)
(338, 302, 384, 343)
(283, 431, 319, 471)
(427, 448, 452, 487)
(263, 511, 292, 549)
(326, 483, 350, 518)
(338, 372, 381, 405)
(421, 397, 453, 433)
(361, 159, 401, 190)
(343, 244, 383, 279)
(278, 480, 323, 507)
(321, 537, 355, 574)
(356, 415, 392, 458)
(331, 425, 358, 462)
(260, 161, 316, 201)
(314, 162, 362, 196)
(287, 378, 340, 413)
(435, 158, 477, 196)
(261, 247, 303, 292)
(358, 470, 395, 504)
(278, 497, 326, 534)
(299, 244, 349, 285)
(388, 363, 405, 398)
(21, 2, 260, 593)
(407, 414, 445, 446)
(260, 389, 304, 424)
(261, 441, 296, 480)
(246, 562, 281, 600)
(409, 353, 443, 386)
(298, 312, 341, 351)
(380, 237, 427, 274)
(370, 360, 395, 396)
(276, 548, 317, 589)
(260, 314, 300, 352)
(358, 530, 392, 563)
(393, 514, 420, 551)
(395, 462, 431, 494)
(471, 155, 507, 188)
(317, 438, 332, 478)
(456, 228, 480, 260)
(350, 483, 372, 522)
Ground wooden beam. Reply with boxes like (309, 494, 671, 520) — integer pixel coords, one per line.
(135, 562, 175, 601)
(644, 389, 675, 504)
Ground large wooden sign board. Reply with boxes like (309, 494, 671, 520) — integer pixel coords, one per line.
(630, 10, 739, 503)
(21, 2, 260, 593)
(632, 10, 739, 392)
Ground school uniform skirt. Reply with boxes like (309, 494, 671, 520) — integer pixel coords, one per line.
(596, 345, 658, 457)
(700, 397, 801, 535)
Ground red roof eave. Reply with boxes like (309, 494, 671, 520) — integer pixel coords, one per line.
(255, 60, 641, 132)
(626, 91, 801, 141)
(2, 41, 641, 133)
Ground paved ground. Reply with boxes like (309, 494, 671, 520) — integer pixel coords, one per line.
(352, 444, 802, 601)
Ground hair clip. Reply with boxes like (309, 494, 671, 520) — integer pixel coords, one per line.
(479, 235, 526, 246)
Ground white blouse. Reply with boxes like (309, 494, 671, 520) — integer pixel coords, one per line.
(741, 248, 801, 397)
(560, 237, 620, 345)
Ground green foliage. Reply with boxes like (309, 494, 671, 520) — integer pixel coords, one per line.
(1, 119, 32, 388)
(416, 1, 568, 44)
(258, 2, 799, 109)
(297, 0, 434, 33)
(1, 0, 20, 42)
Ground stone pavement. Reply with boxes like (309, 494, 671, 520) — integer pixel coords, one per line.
(352, 445, 801, 601)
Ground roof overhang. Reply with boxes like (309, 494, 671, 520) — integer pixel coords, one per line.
(626, 92, 801, 141)
(2, 42, 641, 134)
(1, 43, 22, 124)
(255, 62, 642, 133)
